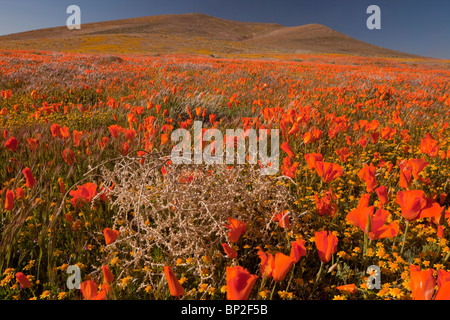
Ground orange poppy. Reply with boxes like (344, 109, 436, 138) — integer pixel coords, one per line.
(304, 153, 323, 171)
(51, 123, 62, 138)
(108, 124, 123, 138)
(15, 187, 25, 200)
(15, 272, 32, 289)
(396, 190, 443, 222)
(314, 161, 343, 184)
(335, 147, 353, 163)
(69, 183, 97, 209)
(226, 217, 246, 243)
(103, 228, 120, 245)
(102, 265, 114, 284)
(80, 280, 99, 300)
(59, 179, 66, 194)
(399, 164, 412, 189)
(346, 201, 398, 240)
(222, 243, 238, 259)
(420, 133, 440, 158)
(60, 126, 70, 140)
(256, 247, 275, 278)
(375, 186, 388, 206)
(62, 148, 75, 166)
(22, 167, 35, 188)
(405, 158, 429, 180)
(226, 266, 258, 300)
(409, 265, 435, 300)
(273, 210, 290, 228)
(358, 163, 378, 193)
(315, 230, 338, 263)
(94, 283, 111, 300)
(164, 266, 184, 297)
(290, 238, 307, 263)
(315, 188, 337, 217)
(272, 253, 295, 282)
(5, 136, 18, 152)
(281, 141, 295, 158)
(4, 189, 14, 211)
(336, 283, 357, 294)
(434, 281, 450, 300)
(281, 156, 299, 178)
(73, 130, 83, 146)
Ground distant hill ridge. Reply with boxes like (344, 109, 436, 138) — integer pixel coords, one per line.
(0, 12, 425, 58)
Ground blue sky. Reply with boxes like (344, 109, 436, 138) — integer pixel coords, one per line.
(0, 0, 449, 59)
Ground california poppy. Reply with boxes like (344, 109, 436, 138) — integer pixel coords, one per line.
(5, 136, 18, 152)
(69, 182, 97, 209)
(409, 265, 435, 300)
(290, 238, 307, 263)
(314, 161, 343, 184)
(108, 124, 123, 138)
(396, 190, 443, 222)
(102, 265, 114, 284)
(420, 133, 440, 158)
(346, 199, 398, 240)
(315, 189, 337, 218)
(272, 253, 295, 282)
(434, 281, 450, 300)
(303, 127, 323, 144)
(222, 243, 238, 259)
(358, 163, 378, 193)
(399, 165, 412, 189)
(273, 210, 290, 228)
(375, 186, 388, 206)
(164, 266, 184, 297)
(336, 283, 357, 294)
(27, 137, 38, 152)
(59, 179, 66, 194)
(103, 228, 120, 245)
(80, 280, 109, 300)
(281, 141, 295, 158)
(50, 123, 62, 138)
(15, 272, 32, 289)
(15, 187, 25, 200)
(304, 153, 323, 171)
(4, 189, 14, 211)
(80, 280, 99, 300)
(315, 231, 338, 263)
(94, 283, 111, 300)
(226, 217, 246, 243)
(125, 129, 136, 143)
(226, 266, 257, 300)
(405, 158, 429, 180)
(281, 156, 298, 178)
(22, 167, 35, 188)
(73, 130, 83, 146)
(437, 269, 450, 288)
(60, 126, 70, 140)
(62, 148, 75, 166)
(256, 247, 275, 278)
(335, 147, 353, 163)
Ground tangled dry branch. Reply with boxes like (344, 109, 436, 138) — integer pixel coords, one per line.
(93, 152, 293, 291)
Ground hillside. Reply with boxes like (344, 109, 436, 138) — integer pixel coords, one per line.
(0, 13, 425, 58)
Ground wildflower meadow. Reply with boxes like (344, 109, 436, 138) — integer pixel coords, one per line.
(0, 49, 449, 301)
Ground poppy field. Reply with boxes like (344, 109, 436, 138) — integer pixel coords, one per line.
(0, 49, 449, 300)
